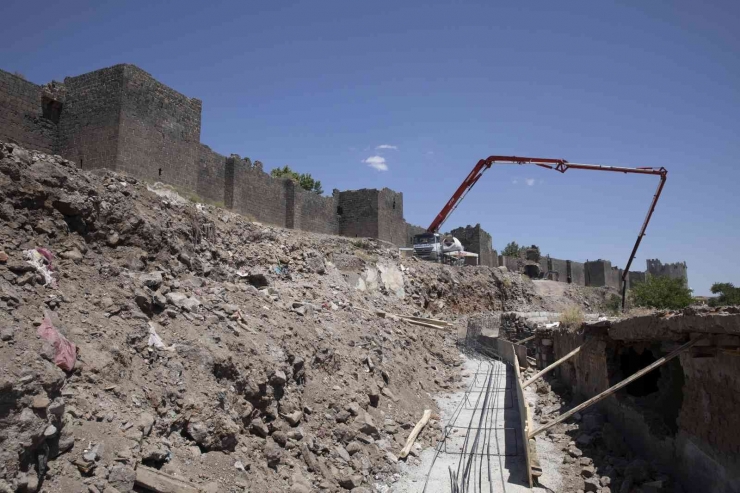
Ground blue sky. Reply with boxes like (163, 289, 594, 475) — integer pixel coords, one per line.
(2, 0, 738, 295)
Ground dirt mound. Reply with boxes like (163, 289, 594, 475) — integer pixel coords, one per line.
(0, 141, 593, 492)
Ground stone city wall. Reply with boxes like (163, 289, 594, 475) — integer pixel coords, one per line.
(0, 64, 696, 267)
(494, 254, 684, 291)
(647, 259, 688, 285)
(0, 65, 421, 246)
(450, 224, 496, 267)
(0, 70, 58, 154)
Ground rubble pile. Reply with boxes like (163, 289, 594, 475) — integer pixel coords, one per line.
(0, 141, 587, 493)
(499, 312, 535, 341)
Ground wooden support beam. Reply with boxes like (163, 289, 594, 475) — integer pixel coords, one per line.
(515, 335, 536, 344)
(357, 307, 453, 330)
(135, 466, 201, 493)
(522, 342, 590, 389)
(529, 337, 702, 438)
(399, 409, 432, 459)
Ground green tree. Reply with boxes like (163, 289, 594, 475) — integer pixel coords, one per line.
(502, 241, 521, 257)
(630, 275, 692, 310)
(270, 165, 324, 195)
(709, 282, 740, 306)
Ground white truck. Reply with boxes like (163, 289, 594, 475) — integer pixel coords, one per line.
(412, 232, 463, 262)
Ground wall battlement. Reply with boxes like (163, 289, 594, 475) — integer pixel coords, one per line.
(0, 65, 416, 245)
(0, 64, 690, 277)
(646, 259, 688, 285)
(449, 224, 496, 267)
(497, 253, 688, 290)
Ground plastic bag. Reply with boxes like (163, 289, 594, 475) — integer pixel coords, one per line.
(37, 311, 77, 371)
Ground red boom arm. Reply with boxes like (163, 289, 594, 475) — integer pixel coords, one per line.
(427, 156, 567, 234)
(428, 155, 668, 310)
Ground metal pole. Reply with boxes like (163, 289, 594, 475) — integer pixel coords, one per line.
(620, 173, 667, 310)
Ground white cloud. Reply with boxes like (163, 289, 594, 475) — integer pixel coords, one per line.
(512, 179, 518, 184)
(525, 178, 535, 186)
(376, 144, 397, 150)
(363, 155, 388, 171)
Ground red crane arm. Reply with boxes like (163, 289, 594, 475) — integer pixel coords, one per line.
(427, 156, 567, 234)
(427, 155, 668, 310)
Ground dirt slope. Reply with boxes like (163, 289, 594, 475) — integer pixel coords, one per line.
(0, 141, 596, 493)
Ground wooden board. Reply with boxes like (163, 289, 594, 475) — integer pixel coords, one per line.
(135, 466, 201, 493)
(495, 339, 517, 365)
(514, 355, 534, 488)
(399, 409, 432, 459)
(514, 343, 529, 369)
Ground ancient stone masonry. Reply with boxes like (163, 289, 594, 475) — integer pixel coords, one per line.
(496, 252, 688, 291)
(647, 259, 688, 286)
(0, 63, 696, 270)
(57, 65, 127, 172)
(545, 308, 740, 493)
(0, 70, 59, 154)
(0, 64, 424, 246)
(449, 224, 497, 267)
(567, 260, 585, 286)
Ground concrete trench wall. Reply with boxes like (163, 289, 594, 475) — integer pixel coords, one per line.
(547, 322, 740, 493)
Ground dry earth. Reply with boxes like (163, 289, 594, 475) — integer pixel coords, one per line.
(0, 141, 605, 493)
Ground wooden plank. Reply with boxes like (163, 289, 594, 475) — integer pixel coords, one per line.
(515, 335, 536, 344)
(514, 355, 533, 488)
(514, 343, 529, 369)
(522, 342, 589, 389)
(135, 466, 201, 493)
(401, 315, 452, 327)
(529, 337, 702, 438)
(402, 318, 451, 330)
(357, 307, 453, 330)
(399, 409, 432, 459)
(496, 339, 517, 366)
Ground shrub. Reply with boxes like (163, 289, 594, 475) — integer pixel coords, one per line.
(351, 239, 373, 250)
(270, 165, 324, 195)
(630, 275, 692, 310)
(605, 294, 622, 315)
(559, 306, 584, 328)
(709, 282, 740, 306)
(501, 241, 540, 262)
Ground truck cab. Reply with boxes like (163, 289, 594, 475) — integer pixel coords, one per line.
(412, 232, 442, 261)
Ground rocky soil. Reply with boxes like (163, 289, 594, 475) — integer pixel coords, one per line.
(0, 141, 608, 493)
